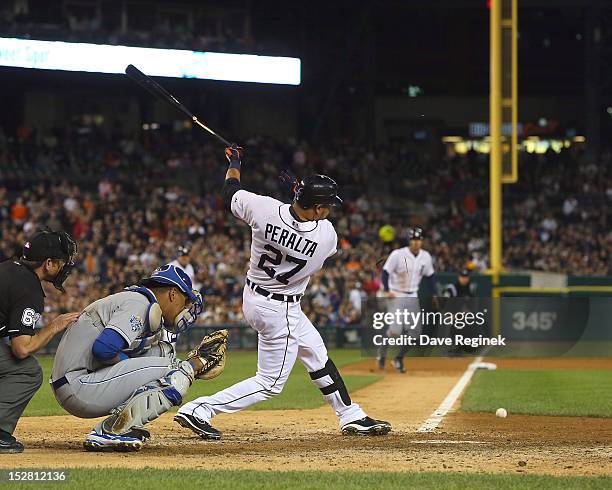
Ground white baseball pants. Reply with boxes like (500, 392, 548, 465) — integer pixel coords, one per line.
(179, 286, 366, 427)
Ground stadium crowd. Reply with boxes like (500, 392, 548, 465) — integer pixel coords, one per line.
(1, 124, 610, 326)
(0, 1, 252, 53)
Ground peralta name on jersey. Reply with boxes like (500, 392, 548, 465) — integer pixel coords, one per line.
(265, 224, 318, 257)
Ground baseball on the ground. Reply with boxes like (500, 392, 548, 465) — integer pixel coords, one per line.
(496, 408, 508, 418)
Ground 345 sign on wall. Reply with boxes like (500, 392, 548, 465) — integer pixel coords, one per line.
(500, 297, 589, 341)
(511, 311, 557, 331)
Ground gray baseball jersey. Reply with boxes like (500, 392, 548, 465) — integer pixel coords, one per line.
(52, 291, 153, 379)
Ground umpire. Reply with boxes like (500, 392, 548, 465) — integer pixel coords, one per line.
(442, 269, 477, 299)
(442, 269, 477, 356)
(0, 229, 80, 453)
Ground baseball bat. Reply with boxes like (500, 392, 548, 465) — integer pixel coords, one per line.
(125, 64, 232, 147)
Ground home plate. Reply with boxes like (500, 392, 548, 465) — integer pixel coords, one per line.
(411, 440, 488, 445)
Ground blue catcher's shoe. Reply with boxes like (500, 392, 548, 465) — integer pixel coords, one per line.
(83, 429, 143, 452)
(123, 427, 151, 442)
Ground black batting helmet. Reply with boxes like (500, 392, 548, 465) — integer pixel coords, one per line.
(177, 244, 191, 256)
(408, 226, 424, 241)
(294, 174, 342, 209)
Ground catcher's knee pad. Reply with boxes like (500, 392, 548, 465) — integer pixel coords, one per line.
(102, 361, 195, 435)
(308, 358, 352, 406)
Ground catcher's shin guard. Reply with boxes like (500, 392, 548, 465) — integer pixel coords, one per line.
(101, 361, 195, 435)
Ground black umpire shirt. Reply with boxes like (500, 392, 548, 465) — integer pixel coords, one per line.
(453, 282, 474, 297)
(443, 281, 476, 298)
(0, 260, 45, 340)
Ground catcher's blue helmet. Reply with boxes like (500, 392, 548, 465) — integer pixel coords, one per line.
(140, 264, 199, 304)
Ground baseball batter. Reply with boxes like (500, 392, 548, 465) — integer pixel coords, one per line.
(175, 145, 391, 438)
(51, 264, 227, 452)
(378, 227, 437, 373)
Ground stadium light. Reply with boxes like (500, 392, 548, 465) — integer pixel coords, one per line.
(0, 37, 301, 85)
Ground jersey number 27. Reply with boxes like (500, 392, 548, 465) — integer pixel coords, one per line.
(258, 245, 307, 285)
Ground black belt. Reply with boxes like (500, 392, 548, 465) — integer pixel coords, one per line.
(51, 376, 69, 391)
(51, 370, 91, 391)
(246, 278, 302, 303)
(391, 290, 417, 295)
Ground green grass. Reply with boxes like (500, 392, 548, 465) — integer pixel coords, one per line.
(2, 469, 612, 490)
(461, 369, 612, 417)
(481, 342, 612, 358)
(26, 350, 377, 416)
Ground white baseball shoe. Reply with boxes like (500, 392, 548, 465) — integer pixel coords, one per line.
(392, 357, 406, 373)
(83, 430, 143, 452)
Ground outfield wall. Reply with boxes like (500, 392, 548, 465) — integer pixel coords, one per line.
(37, 273, 612, 355)
(434, 273, 612, 349)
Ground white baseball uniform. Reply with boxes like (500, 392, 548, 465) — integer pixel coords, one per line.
(179, 190, 367, 427)
(383, 247, 434, 297)
(169, 259, 195, 283)
(381, 247, 435, 339)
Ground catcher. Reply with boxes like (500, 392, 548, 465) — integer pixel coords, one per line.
(50, 264, 228, 452)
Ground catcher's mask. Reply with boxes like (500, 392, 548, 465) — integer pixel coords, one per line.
(22, 228, 78, 293)
(139, 264, 203, 334)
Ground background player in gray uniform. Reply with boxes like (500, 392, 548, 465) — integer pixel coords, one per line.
(175, 145, 391, 438)
(378, 227, 437, 373)
(51, 264, 227, 452)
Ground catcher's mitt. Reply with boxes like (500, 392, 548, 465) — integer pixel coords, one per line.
(187, 329, 228, 380)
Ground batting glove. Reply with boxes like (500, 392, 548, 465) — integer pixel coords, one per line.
(225, 144, 243, 169)
(279, 169, 299, 197)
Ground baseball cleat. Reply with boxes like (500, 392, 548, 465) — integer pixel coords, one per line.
(376, 356, 385, 370)
(393, 357, 406, 373)
(341, 417, 392, 436)
(174, 412, 222, 440)
(83, 430, 143, 452)
(124, 427, 151, 442)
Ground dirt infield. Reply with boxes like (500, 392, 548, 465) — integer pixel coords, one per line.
(3, 357, 612, 476)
